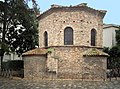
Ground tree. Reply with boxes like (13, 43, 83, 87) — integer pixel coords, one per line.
(25, 0, 40, 16)
(0, 0, 39, 71)
(103, 26, 120, 69)
(103, 46, 120, 69)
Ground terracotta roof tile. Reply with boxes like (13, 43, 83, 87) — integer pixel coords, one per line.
(22, 48, 48, 56)
(38, 3, 107, 20)
(83, 48, 109, 57)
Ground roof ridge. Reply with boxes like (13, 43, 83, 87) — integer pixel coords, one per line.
(38, 3, 107, 20)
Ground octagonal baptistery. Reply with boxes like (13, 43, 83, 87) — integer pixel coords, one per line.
(23, 3, 108, 80)
(37, 3, 108, 80)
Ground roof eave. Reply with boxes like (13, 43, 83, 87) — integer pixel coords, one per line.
(37, 5, 107, 20)
(83, 55, 109, 57)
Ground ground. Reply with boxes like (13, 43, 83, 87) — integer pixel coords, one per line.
(0, 77, 120, 89)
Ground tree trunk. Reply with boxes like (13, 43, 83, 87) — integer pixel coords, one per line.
(1, 0, 7, 73)
(0, 53, 4, 73)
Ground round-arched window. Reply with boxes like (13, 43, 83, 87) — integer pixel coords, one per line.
(64, 27, 73, 45)
(44, 31, 48, 47)
(91, 29, 96, 46)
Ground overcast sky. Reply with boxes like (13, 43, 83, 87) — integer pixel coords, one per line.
(35, 0, 120, 25)
(0, 0, 120, 25)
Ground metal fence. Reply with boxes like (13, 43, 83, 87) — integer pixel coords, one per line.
(0, 69, 24, 78)
(107, 68, 120, 80)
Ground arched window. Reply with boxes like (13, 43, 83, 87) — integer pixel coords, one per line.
(64, 27, 73, 45)
(44, 31, 48, 47)
(91, 29, 96, 46)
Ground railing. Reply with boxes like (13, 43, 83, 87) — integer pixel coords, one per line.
(0, 69, 24, 78)
(107, 68, 120, 80)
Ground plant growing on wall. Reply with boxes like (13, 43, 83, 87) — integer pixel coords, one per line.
(47, 48, 54, 53)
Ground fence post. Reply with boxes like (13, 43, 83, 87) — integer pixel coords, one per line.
(10, 69, 13, 79)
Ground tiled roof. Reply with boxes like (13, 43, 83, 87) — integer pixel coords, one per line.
(22, 48, 48, 56)
(83, 48, 109, 57)
(103, 24, 120, 29)
(37, 3, 106, 20)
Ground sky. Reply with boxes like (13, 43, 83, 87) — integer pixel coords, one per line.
(34, 0, 120, 25)
(0, 0, 120, 25)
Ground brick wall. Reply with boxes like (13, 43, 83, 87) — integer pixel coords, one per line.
(39, 7, 103, 47)
(47, 46, 106, 80)
(23, 55, 47, 79)
(23, 46, 107, 80)
(83, 57, 107, 80)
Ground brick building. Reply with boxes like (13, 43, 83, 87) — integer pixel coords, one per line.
(23, 3, 108, 80)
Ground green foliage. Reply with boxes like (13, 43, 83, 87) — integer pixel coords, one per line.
(0, 42, 9, 53)
(103, 46, 120, 69)
(108, 46, 120, 57)
(0, 0, 39, 55)
(103, 47, 109, 53)
(47, 48, 54, 53)
(103, 27, 120, 69)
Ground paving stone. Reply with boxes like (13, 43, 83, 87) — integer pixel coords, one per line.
(0, 77, 120, 89)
